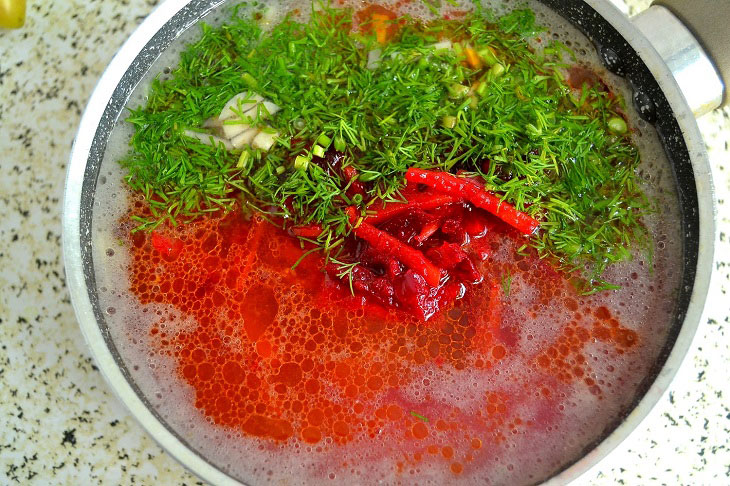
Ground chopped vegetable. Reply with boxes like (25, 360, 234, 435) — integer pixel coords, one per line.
(448, 83, 469, 99)
(477, 46, 499, 66)
(464, 47, 482, 69)
(231, 128, 259, 149)
(294, 155, 310, 170)
(488, 63, 506, 78)
(441, 115, 457, 129)
(607, 116, 628, 134)
(333, 137, 346, 152)
(364, 192, 461, 224)
(405, 169, 540, 236)
(316, 133, 332, 148)
(251, 129, 278, 151)
(237, 150, 251, 169)
(291, 224, 323, 238)
(312, 145, 326, 158)
(220, 92, 263, 121)
(347, 207, 442, 287)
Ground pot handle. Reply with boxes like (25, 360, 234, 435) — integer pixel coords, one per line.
(632, 1, 729, 116)
(656, 0, 730, 102)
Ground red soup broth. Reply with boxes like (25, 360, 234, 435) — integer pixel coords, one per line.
(112, 196, 675, 483)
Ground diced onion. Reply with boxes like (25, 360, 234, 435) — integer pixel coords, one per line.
(183, 130, 234, 150)
(431, 40, 452, 50)
(261, 101, 281, 116)
(231, 128, 260, 149)
(252, 130, 278, 151)
(367, 48, 382, 69)
(219, 92, 263, 120)
(222, 119, 253, 139)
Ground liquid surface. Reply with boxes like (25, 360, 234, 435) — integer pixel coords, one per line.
(91, 0, 684, 484)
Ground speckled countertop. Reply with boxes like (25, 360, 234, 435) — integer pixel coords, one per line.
(0, 0, 727, 484)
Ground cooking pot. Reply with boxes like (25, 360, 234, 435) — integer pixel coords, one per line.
(62, 0, 729, 484)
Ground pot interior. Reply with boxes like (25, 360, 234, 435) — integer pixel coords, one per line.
(71, 0, 700, 484)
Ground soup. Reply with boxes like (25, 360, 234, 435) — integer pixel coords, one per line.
(93, 1, 683, 484)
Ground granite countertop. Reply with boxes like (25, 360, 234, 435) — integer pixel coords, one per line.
(0, 0, 727, 484)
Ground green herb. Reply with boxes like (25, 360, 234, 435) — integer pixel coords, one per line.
(331, 259, 360, 296)
(410, 411, 429, 422)
(501, 270, 512, 297)
(121, 4, 651, 291)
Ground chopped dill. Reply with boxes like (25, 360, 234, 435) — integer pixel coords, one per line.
(121, 2, 650, 291)
(410, 411, 429, 422)
(330, 259, 360, 295)
(501, 270, 512, 297)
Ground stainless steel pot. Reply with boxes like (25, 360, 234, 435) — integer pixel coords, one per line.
(62, 1, 728, 484)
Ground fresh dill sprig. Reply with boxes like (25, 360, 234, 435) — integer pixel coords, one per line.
(501, 270, 512, 297)
(121, 4, 651, 290)
(330, 259, 360, 296)
(410, 411, 429, 422)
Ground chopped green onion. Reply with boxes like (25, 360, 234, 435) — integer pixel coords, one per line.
(241, 72, 258, 89)
(312, 144, 326, 158)
(448, 83, 469, 99)
(316, 133, 332, 148)
(441, 115, 457, 129)
(489, 63, 506, 78)
(478, 46, 499, 66)
(294, 155, 310, 170)
(276, 165, 286, 175)
(334, 136, 346, 152)
(476, 82, 488, 97)
(607, 116, 627, 134)
(237, 150, 251, 169)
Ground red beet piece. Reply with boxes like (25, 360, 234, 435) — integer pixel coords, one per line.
(405, 168, 540, 235)
(348, 207, 442, 287)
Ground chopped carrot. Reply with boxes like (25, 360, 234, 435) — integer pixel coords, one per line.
(372, 13, 390, 44)
(357, 5, 399, 44)
(464, 47, 482, 69)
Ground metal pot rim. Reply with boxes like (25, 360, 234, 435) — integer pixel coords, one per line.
(61, 1, 716, 484)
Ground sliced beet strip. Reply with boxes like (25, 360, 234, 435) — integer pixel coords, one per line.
(291, 223, 323, 238)
(405, 168, 540, 236)
(347, 207, 442, 287)
(364, 192, 462, 224)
